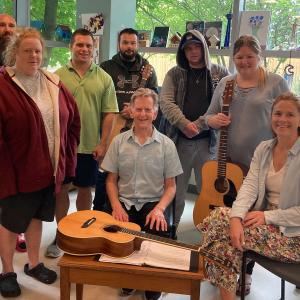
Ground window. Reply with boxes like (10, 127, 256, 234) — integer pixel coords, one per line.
(245, 0, 300, 93)
(136, 0, 300, 92)
(136, 0, 233, 85)
(0, 0, 14, 15)
(245, 0, 300, 50)
(30, 0, 76, 68)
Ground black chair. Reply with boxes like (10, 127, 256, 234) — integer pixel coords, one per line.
(240, 250, 300, 300)
(167, 196, 177, 239)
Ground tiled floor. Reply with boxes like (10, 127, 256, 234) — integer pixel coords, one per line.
(8, 191, 300, 300)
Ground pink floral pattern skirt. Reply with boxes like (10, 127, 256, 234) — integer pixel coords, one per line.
(198, 207, 300, 292)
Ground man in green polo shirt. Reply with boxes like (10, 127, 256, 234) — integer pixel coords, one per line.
(45, 28, 118, 258)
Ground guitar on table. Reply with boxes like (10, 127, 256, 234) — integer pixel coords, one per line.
(193, 80, 247, 227)
(107, 64, 153, 145)
(57, 210, 238, 272)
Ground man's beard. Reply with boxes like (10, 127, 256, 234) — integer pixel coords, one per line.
(120, 49, 137, 61)
(0, 33, 13, 53)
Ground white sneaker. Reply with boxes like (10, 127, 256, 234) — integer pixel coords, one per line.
(45, 243, 61, 258)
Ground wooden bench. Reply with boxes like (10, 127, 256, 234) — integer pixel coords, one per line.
(58, 254, 204, 300)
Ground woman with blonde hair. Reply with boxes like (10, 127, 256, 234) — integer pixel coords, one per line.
(0, 28, 80, 297)
(206, 35, 289, 168)
(200, 92, 300, 300)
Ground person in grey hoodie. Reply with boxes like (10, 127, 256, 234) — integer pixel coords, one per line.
(159, 30, 229, 227)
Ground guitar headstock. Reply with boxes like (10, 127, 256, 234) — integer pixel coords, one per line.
(222, 80, 234, 106)
(141, 64, 153, 81)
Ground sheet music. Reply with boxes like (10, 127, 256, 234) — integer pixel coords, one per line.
(99, 240, 191, 271)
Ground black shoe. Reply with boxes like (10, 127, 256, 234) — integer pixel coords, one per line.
(120, 288, 135, 296)
(144, 290, 162, 300)
(24, 263, 57, 284)
(0, 272, 21, 297)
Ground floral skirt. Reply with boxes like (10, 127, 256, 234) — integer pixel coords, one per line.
(198, 207, 300, 292)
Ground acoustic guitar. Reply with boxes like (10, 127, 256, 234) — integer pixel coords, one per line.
(57, 210, 235, 271)
(107, 64, 153, 145)
(193, 80, 246, 227)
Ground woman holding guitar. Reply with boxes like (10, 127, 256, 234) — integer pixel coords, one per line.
(206, 35, 289, 169)
(199, 92, 300, 300)
(202, 35, 289, 294)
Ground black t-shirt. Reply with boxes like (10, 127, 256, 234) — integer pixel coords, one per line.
(183, 67, 211, 120)
(122, 59, 136, 71)
(179, 67, 211, 140)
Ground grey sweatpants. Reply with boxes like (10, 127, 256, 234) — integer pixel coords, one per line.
(175, 136, 211, 225)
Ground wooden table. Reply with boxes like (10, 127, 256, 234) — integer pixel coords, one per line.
(58, 254, 204, 300)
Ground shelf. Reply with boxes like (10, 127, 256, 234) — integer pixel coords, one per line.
(44, 43, 300, 59)
(139, 47, 300, 59)
(139, 47, 232, 56)
(262, 50, 300, 59)
(45, 40, 69, 48)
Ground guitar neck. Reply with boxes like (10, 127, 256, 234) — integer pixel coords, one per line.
(120, 227, 199, 251)
(140, 77, 147, 88)
(120, 227, 235, 271)
(140, 64, 152, 88)
(217, 104, 229, 178)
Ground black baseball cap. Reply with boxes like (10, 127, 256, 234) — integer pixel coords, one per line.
(181, 33, 202, 49)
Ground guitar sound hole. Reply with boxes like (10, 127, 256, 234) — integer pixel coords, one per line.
(214, 177, 229, 193)
(104, 225, 121, 233)
(223, 179, 237, 207)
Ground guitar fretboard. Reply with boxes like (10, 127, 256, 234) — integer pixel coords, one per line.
(217, 80, 234, 179)
(120, 227, 199, 251)
(120, 227, 235, 271)
(217, 105, 230, 178)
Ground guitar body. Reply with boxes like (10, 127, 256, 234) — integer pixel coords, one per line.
(107, 114, 127, 146)
(57, 211, 236, 270)
(57, 210, 142, 257)
(193, 160, 244, 227)
(193, 80, 245, 227)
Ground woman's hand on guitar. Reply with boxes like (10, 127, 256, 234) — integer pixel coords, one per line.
(121, 102, 131, 119)
(229, 217, 245, 251)
(243, 211, 266, 228)
(112, 205, 129, 222)
(208, 113, 231, 129)
(145, 207, 167, 232)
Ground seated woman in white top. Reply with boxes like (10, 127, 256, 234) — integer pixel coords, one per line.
(198, 92, 300, 300)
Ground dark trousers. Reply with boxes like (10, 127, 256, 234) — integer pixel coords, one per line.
(121, 201, 171, 238)
(246, 260, 255, 275)
(93, 171, 111, 213)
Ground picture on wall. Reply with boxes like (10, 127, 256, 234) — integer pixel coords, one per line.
(150, 27, 170, 47)
(186, 21, 204, 33)
(137, 30, 151, 47)
(239, 10, 271, 49)
(204, 21, 222, 48)
(81, 13, 104, 35)
(93, 35, 100, 65)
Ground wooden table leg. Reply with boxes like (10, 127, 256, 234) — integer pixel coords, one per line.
(60, 267, 71, 300)
(190, 280, 201, 300)
(76, 284, 83, 300)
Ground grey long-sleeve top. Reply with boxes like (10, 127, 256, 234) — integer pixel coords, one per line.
(230, 138, 300, 237)
(205, 73, 289, 168)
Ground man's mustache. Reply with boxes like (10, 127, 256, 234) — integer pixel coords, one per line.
(0, 31, 14, 38)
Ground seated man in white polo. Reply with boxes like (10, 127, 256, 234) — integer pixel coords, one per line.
(101, 88, 182, 300)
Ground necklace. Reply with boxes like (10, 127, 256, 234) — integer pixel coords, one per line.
(190, 68, 204, 85)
